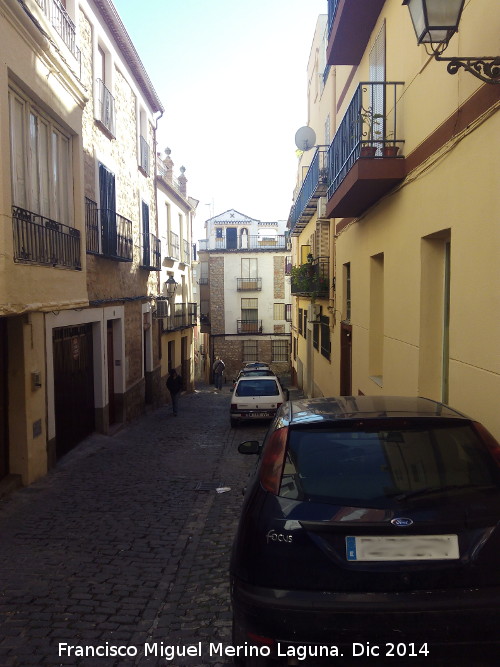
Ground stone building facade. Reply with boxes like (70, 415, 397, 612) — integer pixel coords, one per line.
(0, 0, 167, 493)
(198, 210, 292, 383)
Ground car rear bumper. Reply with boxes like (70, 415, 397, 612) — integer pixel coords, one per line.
(232, 579, 500, 657)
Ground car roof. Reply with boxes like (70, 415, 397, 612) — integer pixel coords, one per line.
(237, 375, 277, 383)
(283, 396, 470, 425)
(239, 369, 274, 376)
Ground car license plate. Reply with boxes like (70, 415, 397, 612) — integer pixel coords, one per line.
(345, 535, 459, 561)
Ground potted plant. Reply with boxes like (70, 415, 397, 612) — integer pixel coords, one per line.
(358, 107, 384, 157)
(382, 131, 400, 157)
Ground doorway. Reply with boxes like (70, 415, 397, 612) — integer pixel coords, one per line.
(340, 323, 352, 396)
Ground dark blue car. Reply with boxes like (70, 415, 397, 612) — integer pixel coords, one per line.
(230, 396, 500, 665)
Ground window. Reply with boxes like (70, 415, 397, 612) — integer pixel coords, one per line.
(273, 303, 285, 321)
(242, 258, 257, 278)
(170, 231, 180, 259)
(300, 245, 312, 264)
(298, 308, 303, 336)
(285, 304, 292, 322)
(95, 45, 115, 136)
(320, 314, 331, 360)
(272, 340, 289, 362)
(243, 340, 258, 362)
(303, 310, 308, 340)
(370, 253, 384, 384)
(216, 228, 223, 238)
(344, 262, 351, 321)
(278, 421, 498, 506)
(199, 261, 209, 284)
(236, 379, 279, 397)
(9, 87, 72, 223)
(241, 298, 258, 321)
(138, 108, 149, 175)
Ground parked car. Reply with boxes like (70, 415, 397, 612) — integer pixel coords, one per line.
(243, 362, 271, 371)
(231, 396, 500, 665)
(232, 369, 277, 390)
(230, 377, 289, 427)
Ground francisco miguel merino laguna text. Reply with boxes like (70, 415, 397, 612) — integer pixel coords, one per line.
(59, 642, 276, 660)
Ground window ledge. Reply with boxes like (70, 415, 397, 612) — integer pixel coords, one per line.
(369, 375, 383, 387)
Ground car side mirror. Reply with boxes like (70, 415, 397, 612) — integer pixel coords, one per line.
(238, 440, 261, 455)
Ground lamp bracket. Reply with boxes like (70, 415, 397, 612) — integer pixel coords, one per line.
(435, 54, 500, 84)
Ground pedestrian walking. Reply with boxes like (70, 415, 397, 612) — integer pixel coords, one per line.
(213, 356, 225, 390)
(166, 368, 183, 416)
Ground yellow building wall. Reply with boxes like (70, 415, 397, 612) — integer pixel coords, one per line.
(333, 109, 500, 437)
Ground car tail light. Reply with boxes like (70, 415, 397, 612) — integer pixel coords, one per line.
(246, 631, 275, 648)
(473, 421, 500, 467)
(276, 402, 282, 410)
(230, 403, 237, 412)
(259, 426, 288, 495)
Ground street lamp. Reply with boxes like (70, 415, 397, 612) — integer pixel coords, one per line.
(165, 275, 178, 299)
(403, 0, 500, 84)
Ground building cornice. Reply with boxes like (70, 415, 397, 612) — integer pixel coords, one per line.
(92, 0, 164, 113)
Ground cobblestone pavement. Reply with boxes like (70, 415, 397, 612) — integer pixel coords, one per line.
(0, 383, 273, 667)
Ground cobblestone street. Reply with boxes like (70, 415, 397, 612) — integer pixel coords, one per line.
(0, 383, 271, 667)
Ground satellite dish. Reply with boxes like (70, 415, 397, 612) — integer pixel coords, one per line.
(295, 126, 316, 151)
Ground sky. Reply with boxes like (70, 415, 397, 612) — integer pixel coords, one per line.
(113, 0, 326, 236)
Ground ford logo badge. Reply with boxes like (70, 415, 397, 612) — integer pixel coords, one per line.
(391, 517, 413, 527)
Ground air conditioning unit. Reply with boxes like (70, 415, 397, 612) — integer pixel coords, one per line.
(317, 197, 327, 219)
(308, 304, 321, 322)
(155, 299, 169, 318)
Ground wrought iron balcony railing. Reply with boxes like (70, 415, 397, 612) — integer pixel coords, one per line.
(96, 79, 116, 136)
(288, 146, 329, 234)
(237, 320, 263, 334)
(198, 235, 288, 251)
(35, 0, 81, 76)
(140, 233, 161, 270)
(327, 0, 341, 36)
(12, 206, 81, 270)
(291, 257, 330, 298)
(237, 277, 262, 291)
(157, 302, 197, 330)
(85, 199, 133, 262)
(327, 81, 405, 201)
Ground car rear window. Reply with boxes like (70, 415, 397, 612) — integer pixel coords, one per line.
(236, 379, 279, 397)
(279, 419, 500, 506)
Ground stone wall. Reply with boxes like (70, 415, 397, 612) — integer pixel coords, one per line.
(209, 257, 225, 334)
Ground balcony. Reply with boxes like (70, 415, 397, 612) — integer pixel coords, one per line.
(237, 320, 262, 334)
(237, 277, 262, 291)
(12, 206, 81, 270)
(327, 0, 385, 66)
(198, 234, 288, 251)
(140, 233, 161, 270)
(326, 82, 406, 219)
(95, 79, 116, 136)
(139, 136, 150, 175)
(35, 0, 81, 76)
(291, 257, 330, 298)
(156, 302, 197, 330)
(85, 199, 133, 262)
(288, 147, 329, 236)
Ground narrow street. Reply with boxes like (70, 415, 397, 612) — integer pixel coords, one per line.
(0, 383, 269, 667)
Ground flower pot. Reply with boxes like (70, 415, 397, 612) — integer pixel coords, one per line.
(360, 145, 377, 157)
(382, 145, 400, 157)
